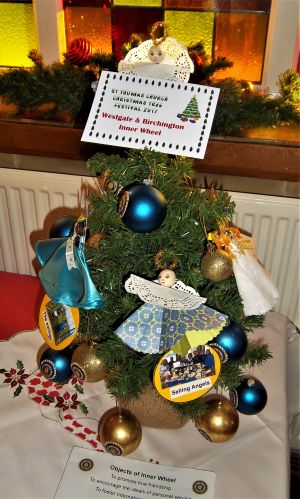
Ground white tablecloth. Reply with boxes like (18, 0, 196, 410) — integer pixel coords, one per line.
(0, 312, 291, 499)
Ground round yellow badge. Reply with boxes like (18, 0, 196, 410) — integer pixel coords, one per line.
(153, 345, 220, 403)
(39, 294, 79, 350)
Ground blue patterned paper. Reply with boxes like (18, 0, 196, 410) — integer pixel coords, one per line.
(115, 302, 228, 353)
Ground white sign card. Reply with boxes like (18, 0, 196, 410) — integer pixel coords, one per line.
(81, 71, 220, 159)
(55, 446, 216, 499)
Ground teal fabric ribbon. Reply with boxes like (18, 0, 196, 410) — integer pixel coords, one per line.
(36, 237, 105, 310)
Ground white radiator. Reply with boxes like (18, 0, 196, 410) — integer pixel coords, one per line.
(0, 169, 98, 276)
(0, 168, 299, 328)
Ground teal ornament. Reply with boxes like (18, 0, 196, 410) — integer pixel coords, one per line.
(114, 302, 228, 354)
(209, 323, 248, 363)
(39, 347, 73, 383)
(36, 237, 105, 310)
(119, 184, 167, 233)
(49, 215, 77, 238)
(230, 376, 267, 415)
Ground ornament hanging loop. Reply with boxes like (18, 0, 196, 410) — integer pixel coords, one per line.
(155, 249, 178, 270)
(150, 22, 169, 45)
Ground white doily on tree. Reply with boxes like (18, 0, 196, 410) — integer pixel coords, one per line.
(118, 24, 194, 83)
(125, 274, 206, 310)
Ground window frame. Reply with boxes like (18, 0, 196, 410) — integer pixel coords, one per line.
(2, 0, 299, 93)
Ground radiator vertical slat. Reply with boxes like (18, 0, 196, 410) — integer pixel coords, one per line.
(279, 219, 299, 320)
(0, 185, 17, 273)
(20, 188, 40, 275)
(7, 187, 31, 274)
(256, 216, 273, 265)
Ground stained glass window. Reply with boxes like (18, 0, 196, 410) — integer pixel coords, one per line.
(164, 1, 214, 8)
(0, 1, 38, 67)
(1, 0, 273, 83)
(64, 6, 112, 54)
(214, 12, 269, 82)
(112, 7, 162, 59)
(114, 0, 162, 6)
(62, 0, 272, 83)
(165, 10, 214, 55)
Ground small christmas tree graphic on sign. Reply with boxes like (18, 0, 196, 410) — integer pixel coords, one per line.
(177, 95, 201, 123)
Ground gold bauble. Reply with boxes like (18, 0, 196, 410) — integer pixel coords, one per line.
(119, 383, 188, 429)
(98, 407, 142, 456)
(240, 80, 254, 94)
(71, 342, 106, 383)
(195, 395, 239, 443)
(201, 251, 233, 282)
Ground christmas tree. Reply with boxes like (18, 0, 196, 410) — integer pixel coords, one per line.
(177, 95, 201, 123)
(35, 139, 275, 452)
(54, 148, 272, 449)
(34, 23, 278, 452)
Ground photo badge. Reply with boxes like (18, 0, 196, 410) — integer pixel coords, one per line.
(153, 345, 220, 403)
(39, 294, 79, 350)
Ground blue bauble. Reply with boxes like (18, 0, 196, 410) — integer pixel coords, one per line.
(230, 376, 267, 415)
(49, 216, 77, 238)
(39, 347, 73, 383)
(209, 324, 248, 363)
(119, 184, 167, 233)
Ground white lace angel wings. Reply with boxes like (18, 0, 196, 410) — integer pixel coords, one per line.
(118, 37, 194, 83)
(125, 274, 206, 310)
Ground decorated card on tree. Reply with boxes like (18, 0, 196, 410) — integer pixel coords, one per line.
(82, 23, 219, 159)
(81, 70, 219, 159)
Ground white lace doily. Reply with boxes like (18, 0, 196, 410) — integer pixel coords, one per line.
(154, 278, 201, 296)
(172, 279, 201, 296)
(125, 274, 206, 310)
(118, 37, 194, 83)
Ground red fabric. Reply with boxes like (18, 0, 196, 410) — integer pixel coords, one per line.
(0, 272, 44, 340)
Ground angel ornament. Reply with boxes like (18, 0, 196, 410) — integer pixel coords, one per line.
(229, 234, 279, 316)
(36, 216, 105, 310)
(118, 22, 194, 83)
(114, 271, 228, 355)
(155, 269, 200, 296)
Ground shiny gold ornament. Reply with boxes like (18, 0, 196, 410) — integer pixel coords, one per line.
(201, 251, 233, 282)
(119, 383, 188, 429)
(240, 80, 254, 94)
(98, 407, 142, 456)
(71, 342, 106, 383)
(195, 395, 239, 443)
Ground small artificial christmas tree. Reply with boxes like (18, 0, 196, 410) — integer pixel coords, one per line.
(74, 148, 272, 430)
(34, 24, 279, 451)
